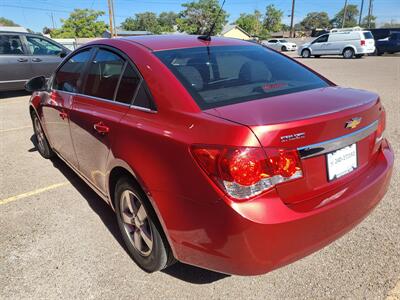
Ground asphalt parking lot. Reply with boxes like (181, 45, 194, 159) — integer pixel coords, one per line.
(1, 54, 399, 299)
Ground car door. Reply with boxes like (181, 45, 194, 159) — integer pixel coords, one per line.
(0, 34, 33, 91)
(310, 34, 329, 54)
(69, 47, 140, 194)
(24, 35, 66, 78)
(42, 48, 93, 168)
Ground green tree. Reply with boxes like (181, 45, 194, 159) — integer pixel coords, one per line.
(121, 12, 161, 34)
(263, 4, 283, 33)
(158, 11, 178, 32)
(235, 10, 263, 37)
(0, 17, 19, 26)
(330, 4, 359, 28)
(300, 12, 331, 30)
(176, 0, 228, 35)
(360, 15, 377, 29)
(381, 20, 400, 28)
(50, 9, 107, 38)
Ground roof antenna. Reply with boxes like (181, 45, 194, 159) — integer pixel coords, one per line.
(198, 0, 226, 41)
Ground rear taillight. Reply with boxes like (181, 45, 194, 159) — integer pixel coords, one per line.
(361, 40, 366, 46)
(376, 109, 386, 144)
(191, 146, 303, 200)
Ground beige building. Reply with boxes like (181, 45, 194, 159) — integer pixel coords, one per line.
(220, 24, 252, 40)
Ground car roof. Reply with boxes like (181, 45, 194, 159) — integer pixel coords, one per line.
(117, 35, 253, 51)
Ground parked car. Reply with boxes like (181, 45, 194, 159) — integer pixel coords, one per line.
(298, 27, 375, 59)
(26, 35, 393, 275)
(0, 31, 70, 92)
(264, 39, 297, 51)
(374, 32, 400, 55)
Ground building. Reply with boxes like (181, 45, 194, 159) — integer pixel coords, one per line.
(102, 29, 152, 38)
(220, 24, 252, 40)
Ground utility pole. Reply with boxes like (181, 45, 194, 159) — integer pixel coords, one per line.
(359, 0, 364, 26)
(107, 0, 114, 37)
(289, 0, 296, 38)
(367, 0, 373, 28)
(342, 0, 348, 28)
(111, 0, 117, 37)
(51, 12, 55, 29)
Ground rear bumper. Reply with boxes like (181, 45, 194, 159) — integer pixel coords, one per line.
(358, 46, 376, 54)
(157, 140, 393, 275)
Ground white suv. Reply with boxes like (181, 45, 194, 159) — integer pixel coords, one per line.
(298, 27, 375, 59)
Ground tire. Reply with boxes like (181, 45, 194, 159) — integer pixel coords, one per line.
(301, 49, 311, 58)
(114, 177, 175, 272)
(314, 55, 321, 58)
(343, 48, 355, 59)
(32, 113, 54, 159)
(281, 46, 287, 52)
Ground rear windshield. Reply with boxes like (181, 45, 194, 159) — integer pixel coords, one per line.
(363, 31, 374, 39)
(155, 45, 329, 109)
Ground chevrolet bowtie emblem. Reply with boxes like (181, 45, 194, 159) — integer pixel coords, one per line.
(345, 117, 362, 129)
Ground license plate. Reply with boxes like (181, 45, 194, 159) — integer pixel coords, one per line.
(327, 143, 358, 181)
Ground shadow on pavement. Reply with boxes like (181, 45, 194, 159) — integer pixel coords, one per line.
(0, 90, 31, 99)
(29, 135, 229, 284)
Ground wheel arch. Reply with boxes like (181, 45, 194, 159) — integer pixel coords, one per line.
(106, 160, 177, 257)
(342, 45, 357, 54)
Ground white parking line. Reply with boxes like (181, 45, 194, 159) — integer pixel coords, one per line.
(0, 182, 69, 205)
(387, 279, 400, 300)
(0, 125, 32, 133)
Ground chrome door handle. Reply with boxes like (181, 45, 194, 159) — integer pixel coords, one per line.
(93, 122, 110, 135)
(32, 58, 42, 62)
(17, 58, 28, 62)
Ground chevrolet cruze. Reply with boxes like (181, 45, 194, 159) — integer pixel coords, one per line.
(26, 35, 394, 275)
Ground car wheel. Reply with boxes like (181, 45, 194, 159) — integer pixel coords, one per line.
(115, 177, 175, 272)
(343, 48, 354, 59)
(281, 46, 287, 52)
(301, 49, 311, 58)
(32, 113, 54, 159)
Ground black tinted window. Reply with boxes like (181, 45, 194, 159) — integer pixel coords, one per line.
(54, 49, 91, 93)
(84, 49, 124, 100)
(155, 45, 329, 109)
(133, 84, 153, 109)
(314, 35, 328, 43)
(0, 35, 24, 55)
(115, 64, 140, 104)
(363, 32, 374, 39)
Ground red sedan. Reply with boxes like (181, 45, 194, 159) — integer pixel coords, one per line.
(26, 35, 394, 275)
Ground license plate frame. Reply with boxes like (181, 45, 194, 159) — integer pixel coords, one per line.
(326, 143, 358, 181)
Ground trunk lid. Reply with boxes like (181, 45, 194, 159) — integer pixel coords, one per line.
(205, 86, 382, 204)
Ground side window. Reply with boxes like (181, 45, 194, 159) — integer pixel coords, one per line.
(83, 49, 124, 101)
(0, 35, 25, 55)
(314, 35, 328, 43)
(26, 36, 63, 56)
(133, 84, 154, 110)
(115, 64, 141, 104)
(53, 49, 91, 93)
(269, 40, 277, 43)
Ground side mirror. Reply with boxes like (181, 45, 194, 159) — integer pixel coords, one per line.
(25, 76, 47, 92)
(60, 51, 67, 58)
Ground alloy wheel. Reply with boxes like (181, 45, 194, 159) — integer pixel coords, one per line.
(119, 190, 153, 256)
(34, 117, 46, 153)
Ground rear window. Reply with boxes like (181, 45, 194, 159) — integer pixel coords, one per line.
(155, 45, 329, 109)
(363, 32, 374, 39)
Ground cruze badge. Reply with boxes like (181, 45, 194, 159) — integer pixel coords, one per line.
(345, 117, 362, 129)
(281, 132, 305, 142)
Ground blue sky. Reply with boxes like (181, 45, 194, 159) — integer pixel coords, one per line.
(1, 0, 399, 32)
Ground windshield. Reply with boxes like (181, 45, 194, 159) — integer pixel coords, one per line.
(155, 45, 329, 109)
